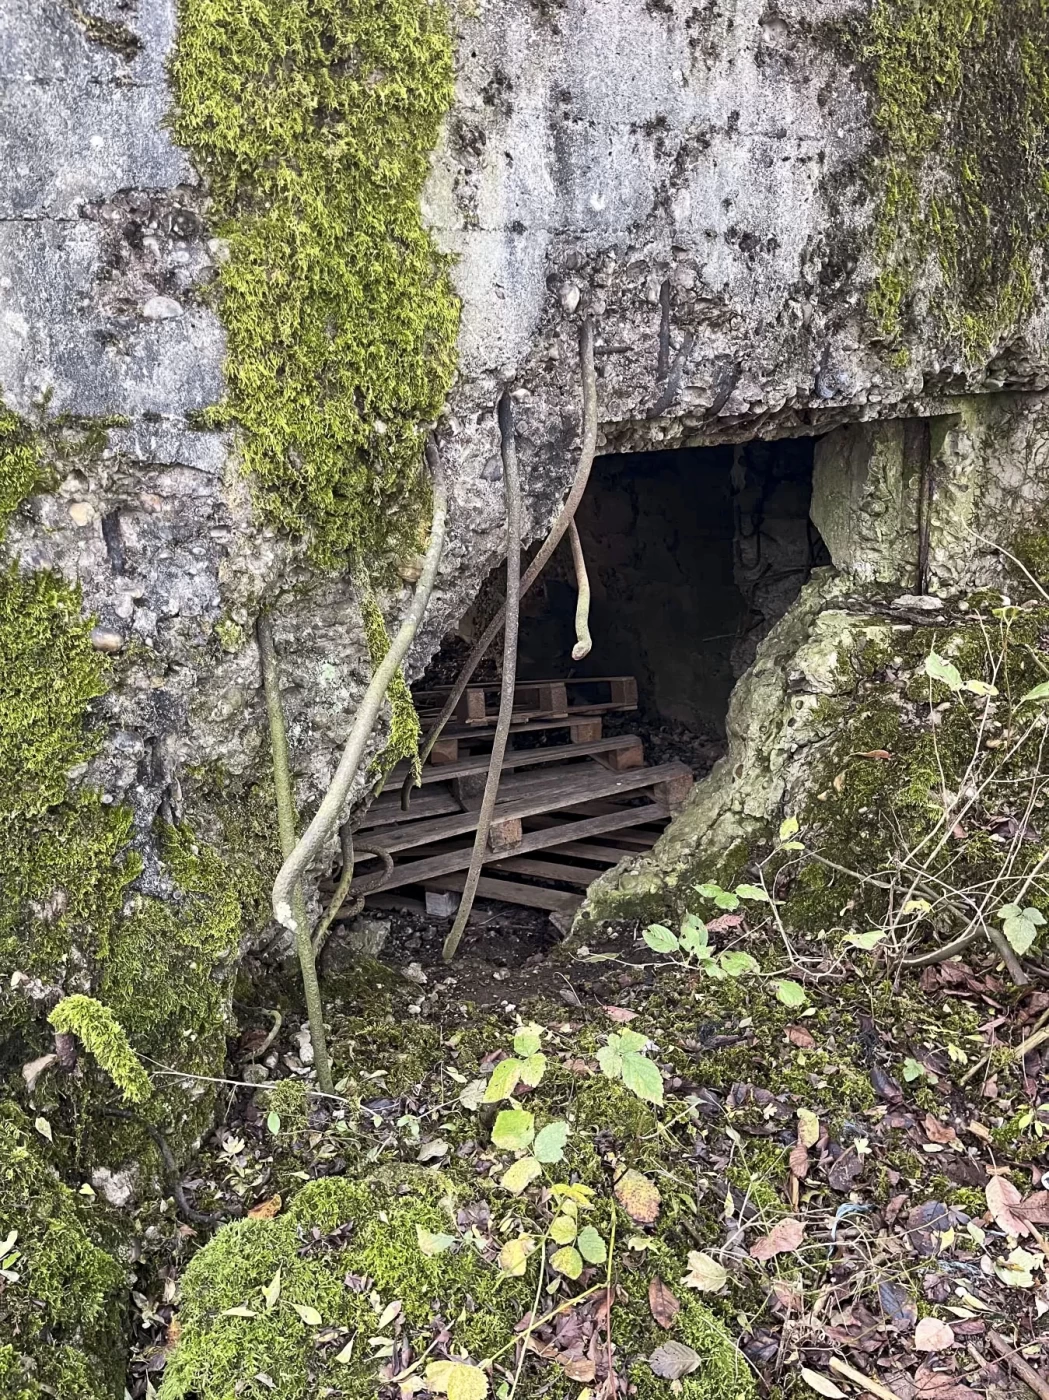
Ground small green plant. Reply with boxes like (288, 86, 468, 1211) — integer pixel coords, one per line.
(643, 914, 761, 982)
(597, 1028, 664, 1105)
(48, 995, 151, 1103)
(995, 903, 1046, 955)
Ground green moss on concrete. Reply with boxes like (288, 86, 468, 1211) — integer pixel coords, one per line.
(0, 1105, 125, 1400)
(864, 0, 1049, 357)
(48, 995, 152, 1104)
(361, 593, 422, 786)
(0, 406, 42, 532)
(171, 0, 459, 568)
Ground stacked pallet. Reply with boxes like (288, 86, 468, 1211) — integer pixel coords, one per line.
(339, 675, 692, 922)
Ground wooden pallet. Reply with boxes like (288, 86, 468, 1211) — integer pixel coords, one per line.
(342, 758, 691, 916)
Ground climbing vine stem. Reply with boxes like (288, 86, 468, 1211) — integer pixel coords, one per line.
(256, 613, 334, 1095)
(567, 518, 592, 661)
(271, 445, 448, 940)
(442, 394, 522, 962)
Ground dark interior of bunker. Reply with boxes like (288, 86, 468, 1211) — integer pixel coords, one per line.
(331, 435, 830, 952)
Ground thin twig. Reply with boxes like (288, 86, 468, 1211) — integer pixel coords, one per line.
(443, 393, 522, 962)
(243, 1008, 283, 1062)
(985, 1328, 1049, 1400)
(257, 613, 334, 1095)
(567, 518, 592, 661)
(402, 320, 597, 811)
(272, 445, 447, 932)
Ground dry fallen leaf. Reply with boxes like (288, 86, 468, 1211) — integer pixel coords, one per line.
(248, 1194, 283, 1220)
(649, 1340, 702, 1380)
(986, 1176, 1032, 1238)
(923, 1114, 957, 1146)
(914, 1316, 956, 1352)
(604, 1005, 638, 1023)
(789, 1144, 811, 1180)
(614, 1169, 661, 1225)
(750, 1217, 805, 1261)
(786, 1025, 816, 1049)
(681, 1250, 728, 1293)
(799, 1367, 847, 1398)
(797, 1108, 820, 1149)
(648, 1276, 681, 1329)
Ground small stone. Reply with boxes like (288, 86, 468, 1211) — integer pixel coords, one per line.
(141, 295, 183, 320)
(68, 501, 93, 527)
(893, 594, 943, 611)
(242, 1063, 270, 1085)
(90, 627, 124, 653)
(560, 283, 581, 313)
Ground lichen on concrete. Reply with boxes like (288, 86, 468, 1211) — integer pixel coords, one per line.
(171, 0, 460, 569)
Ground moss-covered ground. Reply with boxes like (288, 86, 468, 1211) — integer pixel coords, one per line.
(146, 888, 1047, 1400)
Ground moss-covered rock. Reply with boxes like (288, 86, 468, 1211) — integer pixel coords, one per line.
(0, 1105, 125, 1400)
(583, 573, 1049, 966)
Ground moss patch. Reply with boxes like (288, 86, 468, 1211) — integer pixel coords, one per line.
(171, 0, 459, 568)
(862, 0, 1049, 357)
(159, 1170, 534, 1400)
(0, 1105, 125, 1400)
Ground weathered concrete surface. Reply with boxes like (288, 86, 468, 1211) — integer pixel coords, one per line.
(3, 0, 1049, 916)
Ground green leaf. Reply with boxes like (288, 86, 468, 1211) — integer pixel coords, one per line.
(513, 1023, 543, 1057)
(924, 652, 963, 691)
(735, 884, 769, 903)
(843, 930, 886, 951)
(714, 889, 740, 910)
(292, 1303, 323, 1326)
(549, 1214, 578, 1244)
(492, 1109, 535, 1152)
(550, 1246, 584, 1279)
(773, 979, 807, 1009)
(1000, 905, 1045, 956)
(416, 1224, 457, 1257)
(1020, 681, 1049, 704)
(718, 950, 759, 977)
(679, 914, 709, 956)
(642, 923, 679, 953)
(616, 1028, 649, 1054)
(262, 1267, 281, 1311)
(902, 1056, 927, 1083)
(963, 679, 998, 697)
(533, 1120, 570, 1164)
(518, 1052, 547, 1087)
(498, 1234, 536, 1276)
(596, 1042, 623, 1080)
(576, 1225, 607, 1264)
(483, 1058, 523, 1103)
(266, 1111, 281, 1135)
(426, 1360, 489, 1400)
(220, 1305, 258, 1318)
(621, 1050, 664, 1105)
(695, 882, 723, 899)
(779, 815, 800, 841)
(500, 1155, 542, 1194)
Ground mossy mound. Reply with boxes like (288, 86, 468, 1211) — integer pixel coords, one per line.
(159, 1161, 752, 1400)
(0, 1105, 125, 1400)
(159, 1169, 533, 1399)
